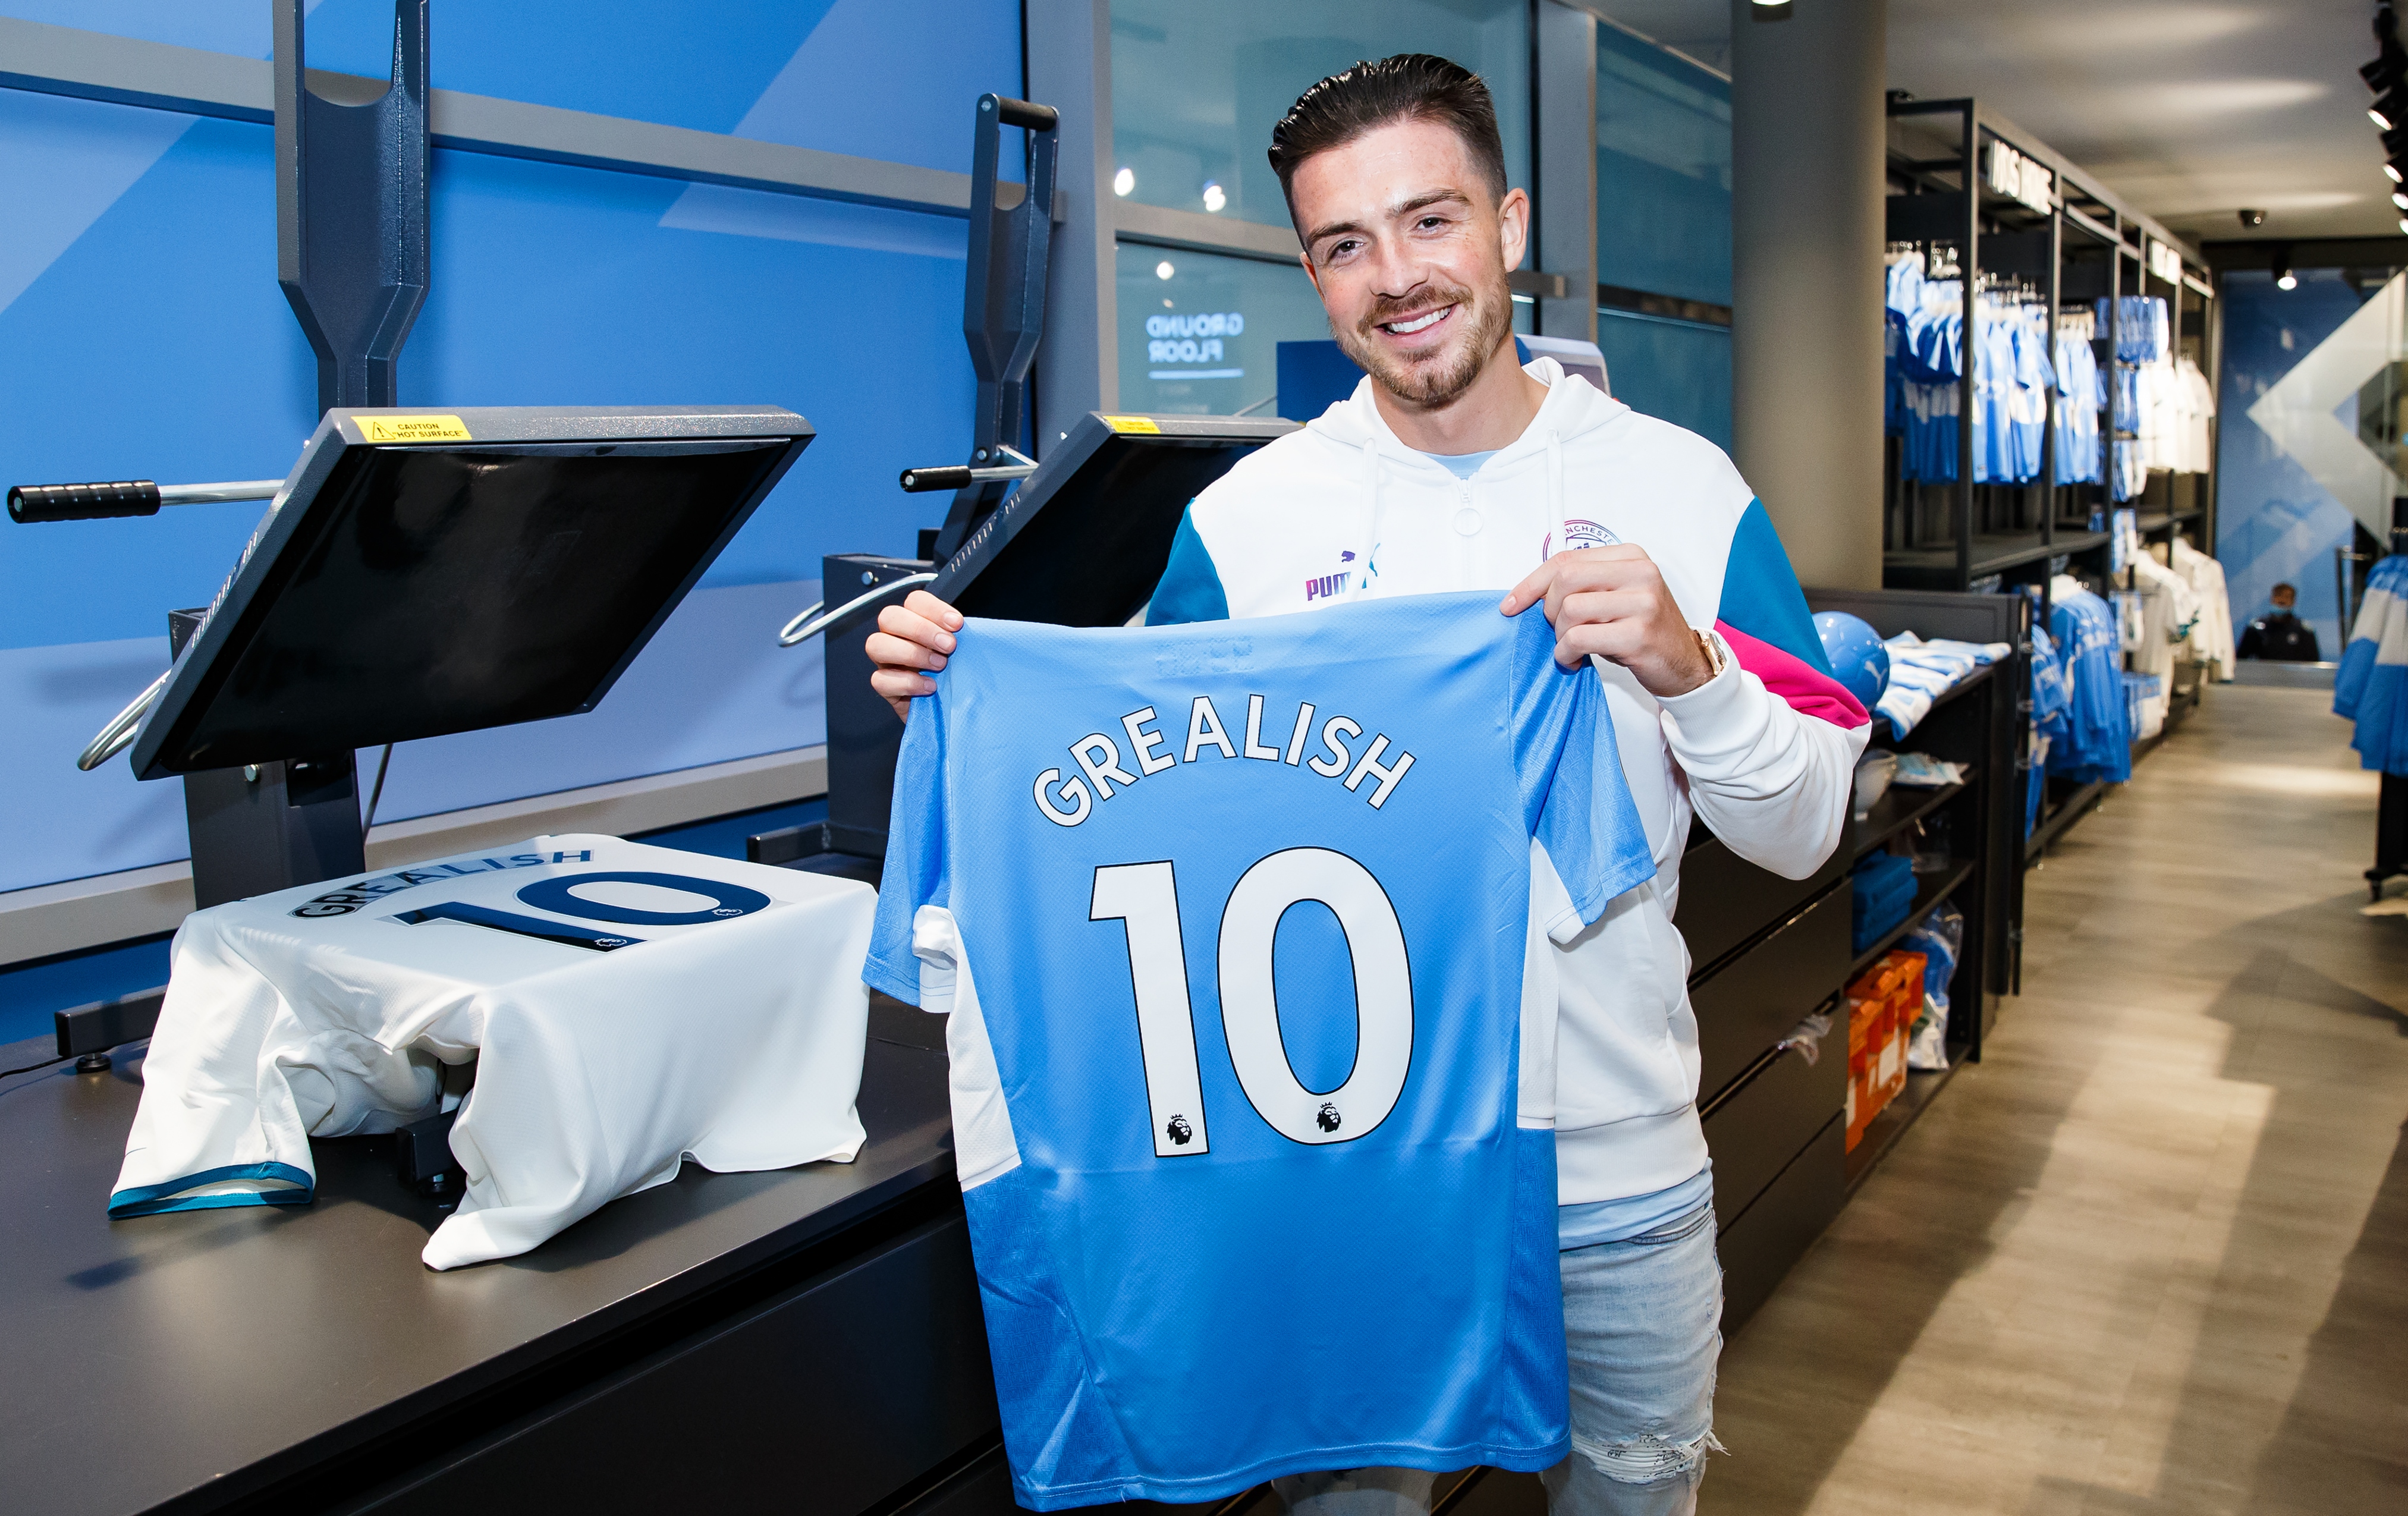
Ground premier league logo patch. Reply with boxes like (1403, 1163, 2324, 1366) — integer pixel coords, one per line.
(1166, 1114, 1193, 1146)
(1316, 1102, 1342, 1133)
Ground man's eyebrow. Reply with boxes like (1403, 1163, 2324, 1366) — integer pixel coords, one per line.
(1302, 187, 1473, 253)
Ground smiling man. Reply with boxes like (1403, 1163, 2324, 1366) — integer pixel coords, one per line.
(869, 54, 1868, 1516)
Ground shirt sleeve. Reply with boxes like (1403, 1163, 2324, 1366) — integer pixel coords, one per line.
(1145, 507, 1232, 625)
(863, 690, 951, 1004)
(1507, 609, 1657, 940)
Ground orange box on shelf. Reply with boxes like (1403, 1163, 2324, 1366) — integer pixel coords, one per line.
(1843, 948, 1926, 1150)
(1844, 993, 1882, 1150)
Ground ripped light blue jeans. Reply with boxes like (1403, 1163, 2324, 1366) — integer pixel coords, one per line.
(1274, 1201, 1724, 1516)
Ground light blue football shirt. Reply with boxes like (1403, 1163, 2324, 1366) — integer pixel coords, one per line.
(865, 591, 1656, 1511)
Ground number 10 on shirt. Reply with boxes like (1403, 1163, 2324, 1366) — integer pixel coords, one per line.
(1090, 847, 1415, 1159)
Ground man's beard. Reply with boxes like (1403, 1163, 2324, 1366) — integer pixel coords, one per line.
(1333, 278, 1513, 409)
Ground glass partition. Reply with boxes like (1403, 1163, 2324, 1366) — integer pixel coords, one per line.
(1596, 310, 1732, 452)
(1116, 244, 1329, 415)
(1596, 24, 1731, 308)
(1110, 0, 1532, 233)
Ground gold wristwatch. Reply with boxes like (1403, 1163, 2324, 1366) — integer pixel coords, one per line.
(1693, 627, 1727, 681)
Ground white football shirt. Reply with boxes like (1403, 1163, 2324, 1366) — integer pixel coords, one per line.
(112, 834, 874, 1269)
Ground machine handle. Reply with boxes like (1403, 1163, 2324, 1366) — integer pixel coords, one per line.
(78, 668, 171, 772)
(778, 572, 938, 648)
(10, 481, 162, 523)
(900, 465, 974, 493)
(983, 95, 1058, 131)
(903, 446, 1038, 493)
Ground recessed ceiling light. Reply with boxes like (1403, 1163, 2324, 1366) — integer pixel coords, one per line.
(1156, 260, 1175, 281)
(1113, 166, 1135, 197)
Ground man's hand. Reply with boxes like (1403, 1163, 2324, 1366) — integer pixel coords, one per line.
(1500, 545, 1713, 698)
(867, 590, 965, 721)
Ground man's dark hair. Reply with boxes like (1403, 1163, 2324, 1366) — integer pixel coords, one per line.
(2273, 582, 2297, 596)
(1267, 54, 1507, 228)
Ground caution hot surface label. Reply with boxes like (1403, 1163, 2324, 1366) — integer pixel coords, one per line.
(360, 414, 473, 443)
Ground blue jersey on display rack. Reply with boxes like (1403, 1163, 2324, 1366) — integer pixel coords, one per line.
(866, 592, 1655, 1511)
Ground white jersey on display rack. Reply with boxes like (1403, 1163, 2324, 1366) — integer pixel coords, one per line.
(111, 835, 875, 1270)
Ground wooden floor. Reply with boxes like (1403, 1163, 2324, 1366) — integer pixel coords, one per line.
(1703, 685, 2408, 1514)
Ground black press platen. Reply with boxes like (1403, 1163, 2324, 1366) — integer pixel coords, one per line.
(7, 481, 164, 524)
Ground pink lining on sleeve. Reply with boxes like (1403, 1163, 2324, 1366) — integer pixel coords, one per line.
(1714, 620, 1871, 730)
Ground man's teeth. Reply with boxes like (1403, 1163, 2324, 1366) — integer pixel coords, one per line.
(1387, 307, 1450, 334)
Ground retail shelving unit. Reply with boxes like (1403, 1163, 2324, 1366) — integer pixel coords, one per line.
(1882, 97, 2217, 601)
(1885, 97, 2221, 862)
(1683, 589, 2024, 1331)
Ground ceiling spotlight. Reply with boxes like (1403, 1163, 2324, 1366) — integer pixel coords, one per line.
(1155, 260, 1175, 280)
(2376, 84, 2408, 129)
(2366, 50, 2406, 94)
(1200, 181, 1226, 214)
(2389, 156, 2407, 183)
(2394, 190, 2408, 209)
(2239, 207, 2267, 227)
(1112, 166, 1135, 197)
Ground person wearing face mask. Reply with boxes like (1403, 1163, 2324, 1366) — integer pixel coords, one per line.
(868, 54, 1866, 1516)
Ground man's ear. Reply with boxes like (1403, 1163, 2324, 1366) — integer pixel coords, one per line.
(1496, 186, 1532, 272)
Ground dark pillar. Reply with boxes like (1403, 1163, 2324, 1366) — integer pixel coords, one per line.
(1730, 0, 1887, 590)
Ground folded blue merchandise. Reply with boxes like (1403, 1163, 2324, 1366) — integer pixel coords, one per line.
(1851, 852, 1917, 954)
(1874, 632, 2011, 737)
(1890, 751, 1966, 788)
(2334, 555, 2408, 775)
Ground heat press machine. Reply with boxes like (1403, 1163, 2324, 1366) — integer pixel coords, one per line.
(0, 12, 1004, 1516)
(9, 1, 812, 1061)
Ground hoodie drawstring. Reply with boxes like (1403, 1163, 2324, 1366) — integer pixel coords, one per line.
(1545, 429, 1566, 555)
(1349, 436, 1381, 602)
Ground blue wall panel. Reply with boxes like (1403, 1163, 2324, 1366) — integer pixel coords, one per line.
(1, 0, 1023, 174)
(0, 2, 1020, 899)
(2215, 269, 2374, 655)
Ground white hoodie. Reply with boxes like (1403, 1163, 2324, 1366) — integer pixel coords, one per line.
(1146, 359, 1871, 1204)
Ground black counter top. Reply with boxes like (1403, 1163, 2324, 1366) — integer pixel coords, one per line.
(0, 1024, 956, 1516)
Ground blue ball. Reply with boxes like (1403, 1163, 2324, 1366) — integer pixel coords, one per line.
(1813, 611, 1891, 709)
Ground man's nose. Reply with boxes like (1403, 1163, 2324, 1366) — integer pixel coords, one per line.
(1365, 240, 1428, 300)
